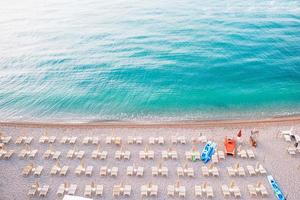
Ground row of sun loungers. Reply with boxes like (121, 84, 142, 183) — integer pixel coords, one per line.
(22, 164, 43, 176)
(27, 181, 269, 198)
(227, 163, 266, 176)
(2, 135, 211, 145)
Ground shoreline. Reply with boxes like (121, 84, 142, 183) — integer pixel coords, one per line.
(1, 115, 300, 128)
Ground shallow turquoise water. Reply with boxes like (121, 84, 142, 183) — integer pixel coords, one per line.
(0, 0, 300, 121)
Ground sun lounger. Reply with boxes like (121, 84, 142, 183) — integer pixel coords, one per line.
(259, 184, 268, 196)
(202, 166, 210, 176)
(211, 166, 219, 176)
(123, 185, 131, 196)
(248, 184, 257, 197)
(39, 185, 49, 197)
(4, 150, 14, 159)
(284, 134, 292, 142)
(167, 185, 175, 196)
(19, 149, 29, 158)
(60, 136, 69, 144)
(22, 165, 33, 176)
(141, 185, 148, 197)
(227, 167, 236, 176)
(287, 146, 296, 155)
(68, 184, 77, 195)
(57, 184, 65, 196)
(96, 185, 104, 196)
(195, 185, 202, 197)
(39, 136, 48, 143)
(24, 137, 33, 144)
(150, 185, 158, 196)
(28, 184, 37, 196)
(176, 167, 184, 176)
(212, 154, 218, 163)
(49, 136, 56, 143)
(232, 186, 241, 198)
(113, 185, 121, 196)
(15, 137, 24, 144)
(247, 165, 256, 176)
(255, 164, 267, 175)
(178, 136, 186, 144)
(69, 137, 77, 144)
(83, 137, 91, 144)
(28, 149, 38, 159)
(60, 166, 69, 176)
(218, 150, 225, 159)
(51, 165, 59, 175)
(110, 167, 118, 176)
(206, 185, 214, 198)
(1, 136, 11, 144)
(52, 151, 61, 160)
(85, 166, 93, 176)
(33, 165, 43, 176)
(222, 185, 230, 197)
(247, 149, 255, 158)
(43, 149, 52, 159)
(92, 137, 99, 144)
(238, 149, 248, 158)
(75, 164, 85, 175)
(237, 166, 246, 176)
(84, 184, 92, 197)
(76, 150, 85, 159)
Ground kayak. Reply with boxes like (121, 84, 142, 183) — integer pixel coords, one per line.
(267, 175, 286, 200)
(201, 141, 217, 163)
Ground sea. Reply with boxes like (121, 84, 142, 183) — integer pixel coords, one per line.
(0, 0, 300, 122)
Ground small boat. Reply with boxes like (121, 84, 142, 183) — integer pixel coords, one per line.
(267, 175, 286, 200)
(224, 137, 236, 156)
(201, 141, 217, 163)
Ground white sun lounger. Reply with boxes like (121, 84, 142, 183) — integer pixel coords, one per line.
(52, 151, 61, 160)
(60, 166, 69, 176)
(221, 185, 230, 197)
(28, 149, 38, 159)
(57, 184, 65, 196)
(39, 185, 49, 197)
(68, 184, 77, 195)
(33, 165, 43, 176)
(247, 165, 256, 176)
(85, 166, 93, 176)
(248, 185, 257, 197)
(247, 149, 255, 158)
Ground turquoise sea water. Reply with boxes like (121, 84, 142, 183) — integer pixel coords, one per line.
(0, 0, 300, 122)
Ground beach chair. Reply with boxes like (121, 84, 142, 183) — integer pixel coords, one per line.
(238, 149, 248, 158)
(85, 166, 93, 176)
(139, 151, 146, 159)
(202, 166, 209, 176)
(178, 136, 187, 144)
(124, 151, 130, 159)
(187, 167, 195, 177)
(100, 151, 107, 159)
(1, 136, 12, 144)
(206, 185, 214, 198)
(92, 137, 99, 144)
(158, 136, 164, 144)
(60, 166, 69, 176)
(287, 146, 296, 155)
(150, 185, 158, 196)
(221, 185, 230, 197)
(96, 185, 104, 196)
(247, 185, 257, 197)
(227, 167, 236, 176)
(259, 184, 268, 196)
(115, 150, 122, 159)
(15, 136, 24, 144)
(33, 165, 43, 176)
(177, 167, 184, 177)
(4, 150, 14, 159)
(84, 184, 92, 197)
(167, 185, 175, 197)
(28, 149, 38, 159)
(195, 185, 202, 197)
(22, 164, 33, 176)
(247, 165, 256, 176)
(124, 185, 131, 196)
(111, 167, 118, 176)
(232, 186, 241, 198)
(51, 165, 60, 175)
(105, 136, 112, 144)
(68, 149, 75, 158)
(218, 150, 225, 159)
(212, 154, 218, 163)
(75, 164, 85, 175)
(256, 163, 267, 175)
(149, 137, 155, 144)
(284, 134, 292, 142)
(52, 151, 61, 160)
(39, 185, 49, 197)
(19, 149, 29, 159)
(60, 136, 69, 144)
(57, 184, 65, 196)
(76, 150, 85, 159)
(178, 186, 186, 197)
(211, 166, 219, 176)
(141, 185, 148, 197)
(28, 183, 38, 196)
(69, 137, 77, 144)
(171, 136, 178, 144)
(24, 137, 33, 144)
(91, 150, 99, 159)
(39, 136, 48, 143)
(100, 166, 108, 176)
(127, 166, 134, 176)
(137, 166, 144, 176)
(237, 166, 246, 176)
(68, 184, 77, 195)
(83, 137, 91, 144)
(43, 149, 52, 159)
(49, 136, 56, 143)
(247, 149, 255, 158)
(113, 185, 121, 196)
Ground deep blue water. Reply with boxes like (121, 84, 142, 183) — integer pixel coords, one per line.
(0, 0, 300, 122)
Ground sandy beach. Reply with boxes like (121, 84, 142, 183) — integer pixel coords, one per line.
(0, 116, 299, 200)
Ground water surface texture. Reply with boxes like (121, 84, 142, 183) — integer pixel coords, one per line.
(0, 0, 300, 121)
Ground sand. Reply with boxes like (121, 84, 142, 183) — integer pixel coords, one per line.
(0, 117, 299, 200)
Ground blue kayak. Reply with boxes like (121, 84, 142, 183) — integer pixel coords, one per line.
(201, 141, 217, 163)
(267, 175, 286, 200)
